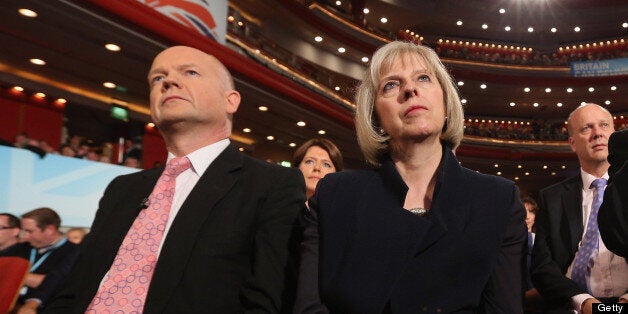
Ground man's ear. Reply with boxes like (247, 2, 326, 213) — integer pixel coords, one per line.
(225, 90, 240, 114)
(568, 137, 576, 153)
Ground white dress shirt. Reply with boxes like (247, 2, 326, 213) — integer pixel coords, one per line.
(568, 169, 628, 312)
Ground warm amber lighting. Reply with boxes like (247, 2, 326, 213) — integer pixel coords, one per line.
(13, 86, 24, 92)
(18, 8, 37, 18)
(30, 58, 46, 65)
(34, 92, 46, 98)
(105, 44, 121, 52)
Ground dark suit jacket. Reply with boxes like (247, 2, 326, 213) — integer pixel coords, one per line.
(599, 129, 628, 257)
(295, 148, 527, 314)
(531, 175, 594, 311)
(45, 144, 305, 313)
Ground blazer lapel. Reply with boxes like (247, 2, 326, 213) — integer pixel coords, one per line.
(561, 178, 583, 253)
(144, 145, 242, 312)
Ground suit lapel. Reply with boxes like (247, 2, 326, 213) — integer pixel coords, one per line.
(561, 178, 583, 253)
(145, 145, 242, 312)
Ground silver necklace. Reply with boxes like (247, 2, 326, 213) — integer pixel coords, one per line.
(408, 208, 428, 216)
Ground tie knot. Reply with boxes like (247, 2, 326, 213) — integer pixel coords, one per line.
(590, 178, 607, 190)
(165, 156, 191, 178)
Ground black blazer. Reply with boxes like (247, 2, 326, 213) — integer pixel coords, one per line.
(531, 175, 585, 309)
(295, 148, 527, 314)
(599, 129, 628, 257)
(45, 144, 305, 313)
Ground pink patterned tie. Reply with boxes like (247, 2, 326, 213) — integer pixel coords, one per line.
(87, 156, 191, 313)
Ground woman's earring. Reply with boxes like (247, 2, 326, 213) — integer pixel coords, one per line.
(378, 128, 386, 135)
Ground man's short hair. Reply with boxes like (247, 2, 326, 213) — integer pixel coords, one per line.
(22, 207, 61, 230)
(0, 213, 21, 229)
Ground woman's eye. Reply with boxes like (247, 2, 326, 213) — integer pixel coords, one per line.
(323, 163, 332, 168)
(418, 74, 431, 82)
(382, 81, 399, 92)
(304, 159, 314, 165)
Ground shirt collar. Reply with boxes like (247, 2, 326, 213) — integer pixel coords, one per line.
(579, 168, 609, 190)
(166, 139, 230, 177)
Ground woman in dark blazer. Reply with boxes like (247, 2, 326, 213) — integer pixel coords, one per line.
(295, 41, 527, 314)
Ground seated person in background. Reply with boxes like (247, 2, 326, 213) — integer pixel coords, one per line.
(598, 128, 628, 257)
(292, 138, 343, 201)
(295, 41, 526, 313)
(522, 196, 543, 311)
(122, 155, 141, 168)
(65, 228, 87, 245)
(0, 213, 21, 253)
(0, 207, 79, 312)
(531, 103, 628, 314)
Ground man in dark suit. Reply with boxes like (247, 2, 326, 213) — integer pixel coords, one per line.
(531, 104, 628, 314)
(45, 46, 305, 313)
(598, 129, 628, 257)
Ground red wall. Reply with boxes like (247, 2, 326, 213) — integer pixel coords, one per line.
(0, 94, 63, 148)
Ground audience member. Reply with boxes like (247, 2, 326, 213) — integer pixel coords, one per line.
(122, 155, 141, 168)
(292, 138, 343, 200)
(0, 213, 20, 252)
(64, 228, 87, 245)
(58, 145, 76, 158)
(522, 197, 543, 312)
(45, 46, 305, 313)
(295, 41, 526, 313)
(598, 128, 628, 257)
(0, 207, 79, 312)
(531, 103, 628, 314)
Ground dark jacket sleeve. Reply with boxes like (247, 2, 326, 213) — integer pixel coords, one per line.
(599, 160, 628, 257)
(479, 184, 527, 313)
(293, 195, 329, 314)
(32, 247, 80, 308)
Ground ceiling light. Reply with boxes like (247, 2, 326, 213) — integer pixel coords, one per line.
(525, 172, 530, 176)
(494, 164, 499, 168)
(237, 21, 243, 27)
(545, 88, 551, 93)
(551, 172, 556, 176)
(238, 147, 245, 152)
(335, 1, 341, 5)
(461, 99, 467, 104)
(105, 44, 121, 52)
(380, 17, 387, 23)
(482, 24, 488, 30)
(605, 100, 611, 105)
(18, 8, 37, 18)
(514, 177, 519, 181)
(258, 105, 268, 111)
(524, 87, 530, 92)
(543, 165, 548, 169)
(457, 81, 464, 86)
(314, 36, 323, 42)
(242, 128, 251, 133)
(480, 84, 487, 89)
(456, 20, 463, 26)
(30, 58, 46, 65)
(34, 92, 46, 98)
(338, 47, 346, 53)
(103, 82, 116, 88)
(561, 165, 566, 169)
(527, 27, 534, 32)
(318, 130, 326, 135)
(611, 86, 617, 91)
(580, 101, 587, 106)
(533, 103, 539, 107)
(497, 171, 502, 175)
(517, 165, 522, 169)
(266, 135, 274, 140)
(509, 102, 515, 107)
(297, 121, 306, 127)
(227, 16, 235, 23)
(361, 57, 369, 63)
(13, 86, 24, 92)
(363, 8, 369, 14)
(623, 22, 628, 28)
(557, 102, 563, 107)
(289, 142, 297, 147)
(588, 87, 595, 92)
(147, 122, 155, 128)
(56, 98, 67, 104)
(574, 26, 581, 32)
(567, 88, 573, 93)
(504, 26, 511, 31)
(499, 8, 505, 14)
(551, 27, 557, 33)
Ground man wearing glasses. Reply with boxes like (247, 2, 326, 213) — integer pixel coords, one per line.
(0, 213, 20, 253)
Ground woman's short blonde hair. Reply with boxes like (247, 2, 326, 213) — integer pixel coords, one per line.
(355, 41, 464, 165)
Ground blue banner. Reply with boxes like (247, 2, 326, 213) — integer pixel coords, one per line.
(0, 146, 139, 227)
(571, 58, 628, 77)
